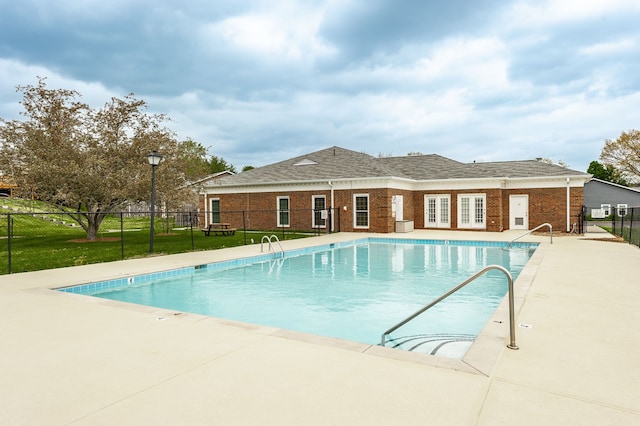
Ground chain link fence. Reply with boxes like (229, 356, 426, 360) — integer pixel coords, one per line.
(581, 205, 640, 248)
(1, 208, 340, 274)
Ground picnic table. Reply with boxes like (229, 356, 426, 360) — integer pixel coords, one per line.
(201, 223, 236, 236)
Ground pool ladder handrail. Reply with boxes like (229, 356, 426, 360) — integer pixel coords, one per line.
(261, 235, 285, 258)
(380, 265, 519, 351)
(506, 222, 552, 248)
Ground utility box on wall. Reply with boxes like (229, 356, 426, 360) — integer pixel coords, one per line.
(395, 220, 414, 233)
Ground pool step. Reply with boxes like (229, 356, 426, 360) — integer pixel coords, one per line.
(387, 333, 476, 359)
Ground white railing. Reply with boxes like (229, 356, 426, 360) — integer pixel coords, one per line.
(260, 234, 284, 258)
(507, 223, 552, 248)
(381, 265, 519, 351)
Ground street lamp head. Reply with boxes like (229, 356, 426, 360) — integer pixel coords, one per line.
(147, 150, 163, 166)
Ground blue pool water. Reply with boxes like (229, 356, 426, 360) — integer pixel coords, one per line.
(62, 238, 537, 358)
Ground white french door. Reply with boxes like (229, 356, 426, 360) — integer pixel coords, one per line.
(424, 195, 450, 228)
(457, 194, 486, 229)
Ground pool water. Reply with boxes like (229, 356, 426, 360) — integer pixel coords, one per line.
(71, 239, 537, 358)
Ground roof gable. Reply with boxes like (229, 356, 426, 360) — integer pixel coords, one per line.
(586, 178, 640, 193)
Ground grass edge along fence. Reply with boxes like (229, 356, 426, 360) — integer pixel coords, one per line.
(582, 205, 640, 248)
(1, 208, 339, 274)
(610, 206, 640, 248)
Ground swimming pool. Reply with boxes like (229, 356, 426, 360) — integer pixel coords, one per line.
(61, 238, 537, 359)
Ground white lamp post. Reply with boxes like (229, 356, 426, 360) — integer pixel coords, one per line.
(147, 150, 163, 253)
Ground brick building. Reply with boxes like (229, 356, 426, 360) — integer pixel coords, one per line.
(198, 146, 591, 233)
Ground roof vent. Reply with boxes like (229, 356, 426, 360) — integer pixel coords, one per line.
(293, 158, 318, 166)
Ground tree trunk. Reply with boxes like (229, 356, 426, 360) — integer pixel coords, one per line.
(86, 223, 99, 240)
(85, 212, 106, 241)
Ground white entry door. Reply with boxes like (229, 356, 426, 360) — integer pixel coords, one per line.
(509, 195, 529, 230)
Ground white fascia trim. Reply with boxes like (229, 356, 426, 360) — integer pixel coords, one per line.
(203, 174, 590, 194)
(204, 176, 415, 194)
(502, 175, 590, 189)
(413, 175, 589, 191)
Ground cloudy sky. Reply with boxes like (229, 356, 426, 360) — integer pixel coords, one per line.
(1, 0, 639, 172)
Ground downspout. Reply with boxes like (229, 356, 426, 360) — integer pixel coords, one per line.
(328, 181, 334, 232)
(566, 178, 571, 232)
(203, 193, 208, 226)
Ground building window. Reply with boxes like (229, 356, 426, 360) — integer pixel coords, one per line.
(424, 194, 450, 228)
(601, 204, 611, 216)
(312, 195, 326, 228)
(210, 199, 220, 224)
(277, 196, 290, 227)
(354, 194, 369, 229)
(617, 204, 628, 217)
(458, 194, 486, 229)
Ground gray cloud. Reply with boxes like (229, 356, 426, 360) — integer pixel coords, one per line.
(1, 0, 639, 173)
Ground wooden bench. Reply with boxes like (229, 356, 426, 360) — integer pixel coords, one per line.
(201, 223, 237, 236)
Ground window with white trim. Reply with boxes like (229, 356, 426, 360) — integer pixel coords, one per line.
(210, 198, 220, 224)
(354, 194, 369, 229)
(277, 196, 290, 227)
(424, 194, 450, 228)
(312, 195, 326, 228)
(601, 204, 611, 216)
(617, 204, 628, 217)
(458, 194, 486, 229)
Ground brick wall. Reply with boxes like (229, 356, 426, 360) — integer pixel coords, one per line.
(199, 185, 584, 233)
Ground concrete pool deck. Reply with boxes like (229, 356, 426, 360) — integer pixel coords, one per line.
(0, 228, 638, 424)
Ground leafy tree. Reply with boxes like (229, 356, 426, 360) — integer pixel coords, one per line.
(241, 165, 255, 172)
(0, 78, 191, 239)
(177, 138, 210, 182)
(587, 160, 630, 186)
(600, 130, 640, 184)
(208, 155, 237, 174)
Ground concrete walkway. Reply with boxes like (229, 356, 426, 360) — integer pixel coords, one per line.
(0, 230, 638, 425)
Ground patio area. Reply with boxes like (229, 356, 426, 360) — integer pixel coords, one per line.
(0, 229, 638, 425)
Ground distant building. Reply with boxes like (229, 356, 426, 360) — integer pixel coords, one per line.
(198, 146, 590, 233)
(584, 178, 640, 218)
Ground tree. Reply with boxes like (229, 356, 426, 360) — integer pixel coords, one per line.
(176, 138, 210, 182)
(241, 165, 255, 172)
(208, 155, 237, 174)
(600, 130, 640, 184)
(0, 78, 190, 239)
(587, 160, 630, 186)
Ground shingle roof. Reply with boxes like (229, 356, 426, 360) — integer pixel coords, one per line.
(211, 146, 589, 186)
(457, 160, 587, 179)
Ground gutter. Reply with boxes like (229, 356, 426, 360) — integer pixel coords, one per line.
(328, 180, 334, 232)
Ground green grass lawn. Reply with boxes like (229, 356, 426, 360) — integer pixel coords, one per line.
(0, 199, 314, 274)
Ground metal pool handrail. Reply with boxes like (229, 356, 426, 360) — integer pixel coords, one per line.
(507, 222, 552, 248)
(260, 234, 284, 258)
(380, 265, 519, 350)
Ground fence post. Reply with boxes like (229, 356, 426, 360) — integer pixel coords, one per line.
(612, 207, 616, 236)
(627, 207, 640, 246)
(242, 210, 247, 245)
(636, 207, 640, 247)
(627, 207, 634, 244)
(120, 212, 125, 260)
(7, 213, 12, 274)
(189, 211, 195, 250)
